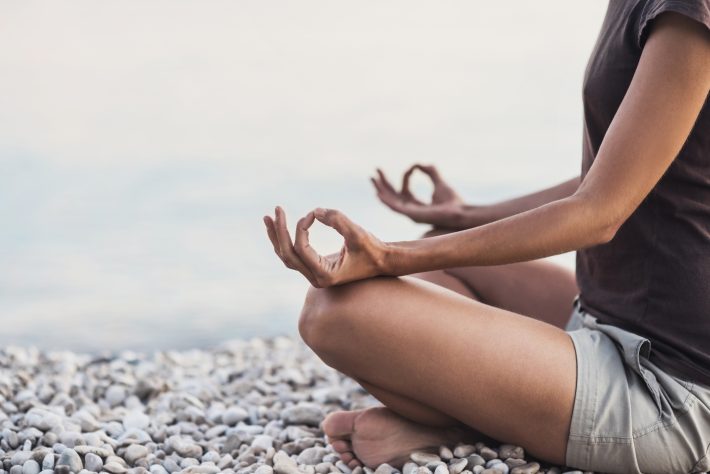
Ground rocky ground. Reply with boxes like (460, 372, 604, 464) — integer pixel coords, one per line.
(0, 337, 590, 474)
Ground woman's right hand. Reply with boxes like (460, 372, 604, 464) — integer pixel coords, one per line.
(371, 164, 469, 229)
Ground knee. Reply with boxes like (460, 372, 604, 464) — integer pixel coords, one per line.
(298, 284, 341, 352)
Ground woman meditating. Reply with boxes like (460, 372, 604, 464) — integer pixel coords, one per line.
(264, 2, 710, 473)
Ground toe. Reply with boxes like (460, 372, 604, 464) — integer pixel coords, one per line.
(347, 459, 362, 469)
(322, 410, 361, 438)
(331, 439, 352, 454)
(339, 452, 354, 463)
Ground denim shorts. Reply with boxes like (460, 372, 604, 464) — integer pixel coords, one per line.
(565, 296, 710, 474)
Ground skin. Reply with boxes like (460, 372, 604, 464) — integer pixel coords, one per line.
(264, 12, 710, 468)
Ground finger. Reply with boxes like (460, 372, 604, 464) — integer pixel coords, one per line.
(415, 164, 442, 183)
(274, 207, 319, 281)
(371, 177, 405, 211)
(376, 168, 398, 194)
(294, 212, 324, 276)
(263, 216, 283, 258)
(313, 208, 357, 240)
(400, 165, 424, 204)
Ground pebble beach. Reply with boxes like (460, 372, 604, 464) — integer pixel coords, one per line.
(0, 337, 590, 474)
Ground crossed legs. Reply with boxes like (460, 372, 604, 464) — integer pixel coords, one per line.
(299, 230, 579, 467)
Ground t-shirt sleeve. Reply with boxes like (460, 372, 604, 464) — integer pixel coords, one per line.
(636, 0, 710, 48)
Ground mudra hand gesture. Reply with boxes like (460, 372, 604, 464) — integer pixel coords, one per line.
(264, 206, 387, 287)
(371, 164, 467, 229)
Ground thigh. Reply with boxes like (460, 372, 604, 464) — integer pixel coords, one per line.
(445, 259, 579, 329)
(303, 276, 576, 464)
(418, 229, 578, 328)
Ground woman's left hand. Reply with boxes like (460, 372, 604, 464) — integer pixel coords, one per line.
(263, 206, 388, 287)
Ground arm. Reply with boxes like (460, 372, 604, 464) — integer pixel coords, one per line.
(459, 176, 580, 228)
(382, 12, 710, 275)
(265, 12, 709, 288)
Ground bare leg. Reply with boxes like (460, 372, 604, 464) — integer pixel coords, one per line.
(413, 228, 578, 329)
(300, 276, 576, 467)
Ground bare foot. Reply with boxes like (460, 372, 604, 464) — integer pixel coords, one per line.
(321, 407, 468, 469)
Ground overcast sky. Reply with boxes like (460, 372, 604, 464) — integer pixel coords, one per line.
(0, 1, 607, 350)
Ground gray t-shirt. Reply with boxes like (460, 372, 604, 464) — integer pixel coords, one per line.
(576, 0, 710, 386)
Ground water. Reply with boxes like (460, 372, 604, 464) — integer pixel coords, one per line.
(0, 1, 607, 351)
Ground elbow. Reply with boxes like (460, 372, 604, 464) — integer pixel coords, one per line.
(568, 194, 623, 246)
(595, 221, 621, 245)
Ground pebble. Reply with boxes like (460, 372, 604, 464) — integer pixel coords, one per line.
(41, 453, 53, 471)
(281, 404, 324, 427)
(466, 456, 485, 469)
(223, 407, 249, 426)
(374, 464, 396, 474)
(296, 447, 327, 465)
(453, 446, 476, 458)
(57, 449, 83, 473)
(85, 453, 104, 472)
(449, 458, 468, 474)
(411, 453, 441, 465)
(497, 446, 524, 461)
(439, 447, 453, 461)
(335, 460, 352, 474)
(21, 460, 39, 474)
(106, 385, 128, 407)
(510, 463, 539, 474)
(0, 340, 583, 474)
(125, 444, 149, 464)
(478, 448, 498, 462)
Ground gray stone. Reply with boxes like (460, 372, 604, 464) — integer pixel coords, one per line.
(150, 466, 169, 474)
(255, 466, 274, 474)
(403, 462, 418, 474)
(75, 445, 112, 458)
(166, 436, 202, 458)
(335, 461, 352, 474)
(41, 454, 54, 471)
(223, 407, 250, 426)
(251, 435, 274, 454)
(478, 448, 497, 462)
(104, 461, 129, 473)
(434, 465, 448, 474)
(57, 448, 83, 472)
(410, 452, 440, 465)
(125, 444, 149, 464)
(374, 464, 395, 474)
(453, 445, 476, 458)
(449, 458, 468, 474)
(466, 456, 485, 469)
(415, 467, 432, 474)
(497, 446, 523, 461)
(123, 412, 151, 431)
(439, 447, 453, 461)
(281, 403, 324, 427)
(105, 385, 128, 406)
(21, 461, 39, 474)
(85, 453, 104, 472)
(296, 447, 327, 465)
(510, 463, 539, 474)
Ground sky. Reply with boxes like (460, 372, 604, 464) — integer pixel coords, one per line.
(0, 1, 608, 351)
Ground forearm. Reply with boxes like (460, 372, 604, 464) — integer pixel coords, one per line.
(382, 193, 613, 275)
(460, 176, 580, 228)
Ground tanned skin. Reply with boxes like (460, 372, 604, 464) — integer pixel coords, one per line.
(264, 13, 710, 467)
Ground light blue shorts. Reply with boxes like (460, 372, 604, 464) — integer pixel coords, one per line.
(565, 296, 710, 474)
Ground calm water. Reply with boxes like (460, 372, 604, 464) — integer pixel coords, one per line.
(0, 1, 606, 351)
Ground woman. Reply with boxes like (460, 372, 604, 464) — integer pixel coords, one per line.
(264, 1, 710, 472)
